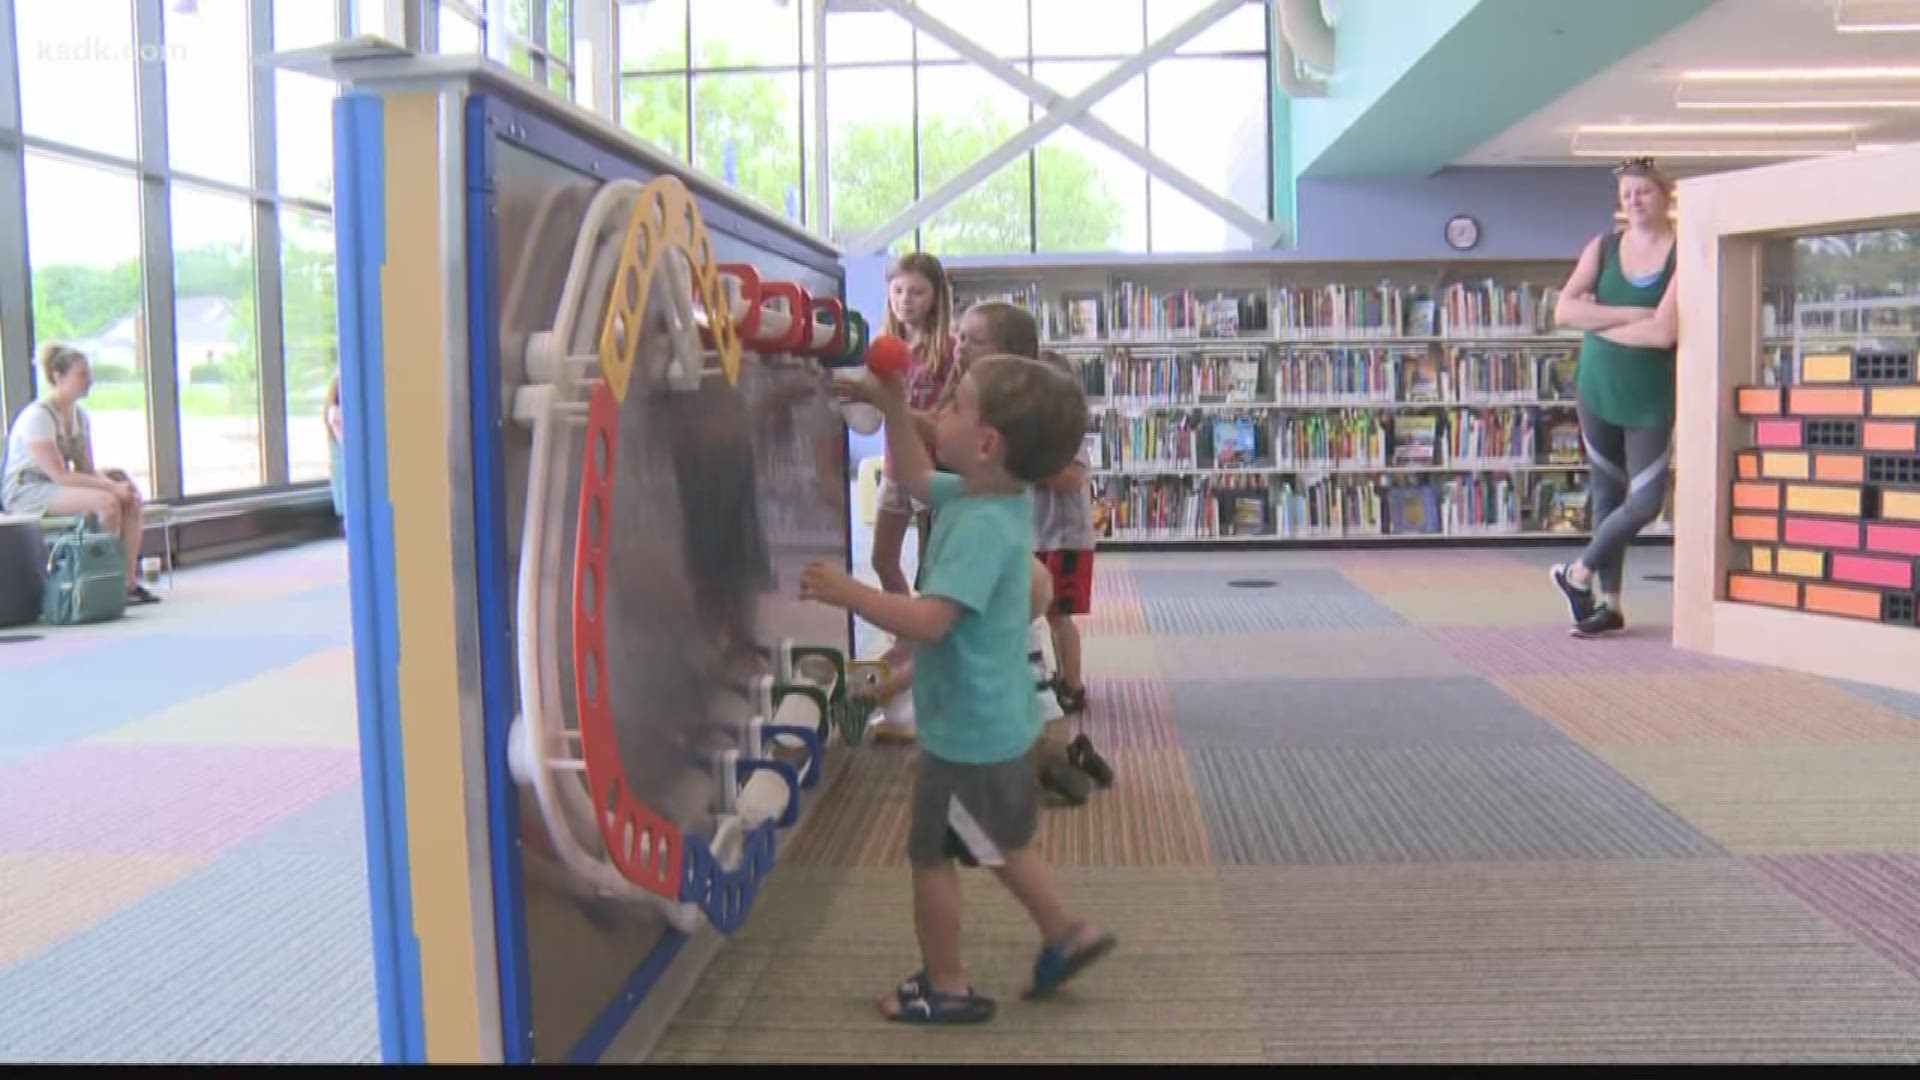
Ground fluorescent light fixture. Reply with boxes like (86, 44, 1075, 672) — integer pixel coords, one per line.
(1677, 67, 1920, 108)
(1572, 123, 1858, 158)
(1835, 0, 1920, 32)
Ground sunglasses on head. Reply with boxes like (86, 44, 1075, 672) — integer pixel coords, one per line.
(1614, 156, 1658, 175)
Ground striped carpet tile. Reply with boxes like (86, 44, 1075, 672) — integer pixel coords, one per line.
(1142, 593, 1403, 636)
(1032, 751, 1213, 867)
(1425, 625, 1759, 678)
(1373, 586, 1603, 628)
(1595, 743, 1920, 855)
(1092, 566, 1137, 608)
(1248, 947, 1920, 1063)
(1079, 676, 1179, 751)
(781, 748, 915, 868)
(652, 867, 1267, 1063)
(1332, 555, 1546, 594)
(1149, 627, 1469, 682)
(1087, 597, 1148, 638)
(1748, 854, 1920, 982)
(1162, 676, 1568, 750)
(1495, 670, 1920, 747)
(1186, 744, 1722, 866)
(1126, 567, 1372, 600)
(1829, 678, 1920, 720)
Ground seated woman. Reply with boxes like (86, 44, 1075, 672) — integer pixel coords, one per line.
(2, 344, 159, 605)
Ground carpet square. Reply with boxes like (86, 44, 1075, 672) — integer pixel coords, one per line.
(1595, 743, 1920, 855)
(1186, 744, 1722, 866)
(1749, 854, 1920, 982)
(651, 867, 1265, 1063)
(1031, 750, 1212, 867)
(241, 785, 367, 857)
(1128, 566, 1380, 602)
(93, 652, 360, 750)
(1497, 670, 1920, 747)
(0, 744, 358, 857)
(1217, 860, 1920, 1063)
(0, 631, 342, 752)
(1166, 677, 1567, 749)
(1142, 592, 1404, 636)
(1077, 635, 1160, 680)
(0, 853, 206, 967)
(1828, 678, 1920, 720)
(0, 848, 378, 1063)
(1079, 676, 1179, 752)
(1331, 552, 1545, 593)
(1426, 625, 1759, 678)
(1149, 627, 1468, 681)
(1373, 586, 1674, 628)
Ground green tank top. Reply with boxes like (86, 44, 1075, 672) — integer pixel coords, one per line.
(1576, 232, 1676, 428)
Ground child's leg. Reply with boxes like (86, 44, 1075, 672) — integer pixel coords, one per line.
(1048, 610, 1083, 693)
(912, 865, 967, 993)
(994, 847, 1115, 997)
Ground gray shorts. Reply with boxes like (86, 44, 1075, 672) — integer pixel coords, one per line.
(0, 477, 54, 517)
(909, 752, 1040, 870)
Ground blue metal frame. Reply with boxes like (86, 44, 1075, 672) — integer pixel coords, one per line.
(335, 90, 427, 1064)
(461, 90, 845, 1063)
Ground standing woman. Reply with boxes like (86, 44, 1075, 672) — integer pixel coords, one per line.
(1548, 157, 1679, 638)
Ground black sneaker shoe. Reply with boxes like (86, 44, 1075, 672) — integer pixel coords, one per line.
(1570, 603, 1626, 639)
(1065, 733, 1113, 788)
(1039, 761, 1091, 807)
(1550, 564, 1597, 625)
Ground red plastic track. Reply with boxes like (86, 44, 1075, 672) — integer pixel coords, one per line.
(574, 382, 684, 899)
(807, 296, 845, 357)
(715, 263, 763, 343)
(750, 281, 809, 353)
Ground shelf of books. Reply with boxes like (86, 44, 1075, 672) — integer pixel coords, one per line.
(953, 259, 1679, 546)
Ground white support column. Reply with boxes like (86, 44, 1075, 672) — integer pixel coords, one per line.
(877, 0, 1280, 247)
(813, 0, 831, 240)
(575, 0, 619, 123)
(848, 0, 1247, 254)
(485, 0, 511, 64)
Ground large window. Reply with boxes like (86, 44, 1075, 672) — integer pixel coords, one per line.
(282, 211, 338, 485)
(614, 0, 1273, 253)
(172, 185, 261, 496)
(5, 0, 346, 504)
(24, 153, 153, 497)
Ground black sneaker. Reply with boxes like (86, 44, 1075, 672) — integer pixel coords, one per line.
(1065, 733, 1113, 788)
(1039, 761, 1091, 807)
(1570, 603, 1626, 639)
(1549, 564, 1597, 625)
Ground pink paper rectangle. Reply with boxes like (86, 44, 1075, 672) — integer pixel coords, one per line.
(1832, 553, 1915, 590)
(1866, 523, 1920, 558)
(1755, 419, 1803, 448)
(1782, 516, 1861, 550)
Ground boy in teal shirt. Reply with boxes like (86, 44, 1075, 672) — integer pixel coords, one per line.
(801, 353, 1117, 1024)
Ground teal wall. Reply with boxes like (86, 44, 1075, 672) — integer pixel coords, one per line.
(1287, 0, 1715, 180)
(1287, 0, 1483, 179)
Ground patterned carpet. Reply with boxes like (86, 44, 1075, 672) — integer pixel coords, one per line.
(4, 539, 1917, 1063)
(653, 544, 1920, 1064)
(0, 540, 379, 1064)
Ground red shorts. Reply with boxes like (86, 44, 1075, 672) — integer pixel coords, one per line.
(1039, 549, 1095, 616)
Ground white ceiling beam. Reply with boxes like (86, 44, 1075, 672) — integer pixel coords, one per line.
(876, 0, 1281, 248)
(848, 0, 1248, 254)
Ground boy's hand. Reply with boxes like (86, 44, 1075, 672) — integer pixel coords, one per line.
(799, 559, 857, 608)
(867, 367, 910, 413)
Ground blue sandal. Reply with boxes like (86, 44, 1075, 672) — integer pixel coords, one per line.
(1024, 925, 1118, 1000)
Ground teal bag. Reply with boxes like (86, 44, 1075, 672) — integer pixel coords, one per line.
(41, 518, 127, 626)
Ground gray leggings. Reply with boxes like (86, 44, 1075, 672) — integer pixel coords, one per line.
(1576, 398, 1672, 595)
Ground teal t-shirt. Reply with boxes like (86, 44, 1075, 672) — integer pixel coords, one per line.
(911, 472, 1038, 765)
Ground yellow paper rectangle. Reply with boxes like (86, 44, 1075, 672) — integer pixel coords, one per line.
(1801, 353, 1854, 384)
(1881, 489, 1920, 522)
(1760, 451, 1810, 480)
(1775, 548, 1827, 579)
(1751, 546, 1775, 574)
(1786, 485, 1862, 517)
(1871, 387, 1920, 418)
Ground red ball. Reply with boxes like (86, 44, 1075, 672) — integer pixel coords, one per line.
(865, 334, 913, 378)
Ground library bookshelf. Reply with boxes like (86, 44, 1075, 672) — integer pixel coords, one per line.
(948, 255, 1678, 548)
